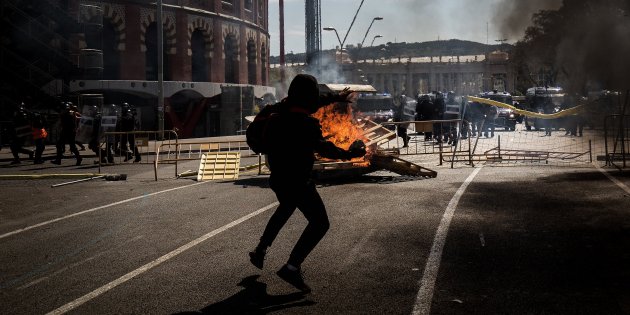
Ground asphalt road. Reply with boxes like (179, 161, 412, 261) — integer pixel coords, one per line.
(1, 160, 629, 314)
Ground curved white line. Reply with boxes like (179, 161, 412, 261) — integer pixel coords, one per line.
(412, 166, 483, 315)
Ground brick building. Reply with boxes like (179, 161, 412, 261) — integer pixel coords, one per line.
(1, 0, 274, 137)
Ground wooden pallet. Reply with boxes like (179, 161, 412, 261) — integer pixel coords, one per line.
(197, 152, 241, 181)
(370, 154, 438, 178)
(359, 119, 396, 146)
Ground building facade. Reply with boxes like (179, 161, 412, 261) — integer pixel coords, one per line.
(1, 0, 273, 137)
(344, 51, 514, 96)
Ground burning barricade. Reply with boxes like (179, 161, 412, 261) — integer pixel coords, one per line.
(311, 85, 437, 179)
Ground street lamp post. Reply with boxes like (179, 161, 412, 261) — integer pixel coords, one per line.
(323, 27, 343, 64)
(360, 17, 383, 48)
(322, 0, 366, 66)
(370, 34, 382, 46)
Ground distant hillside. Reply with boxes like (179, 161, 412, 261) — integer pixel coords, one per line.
(270, 39, 513, 63)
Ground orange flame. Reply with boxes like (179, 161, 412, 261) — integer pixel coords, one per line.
(312, 103, 370, 163)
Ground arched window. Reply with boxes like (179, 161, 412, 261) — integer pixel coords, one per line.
(191, 29, 208, 82)
(247, 39, 257, 85)
(103, 20, 120, 80)
(224, 34, 238, 83)
(145, 22, 171, 81)
(260, 43, 267, 85)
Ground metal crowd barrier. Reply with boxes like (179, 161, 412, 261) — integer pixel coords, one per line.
(603, 114, 629, 169)
(382, 119, 466, 165)
(153, 136, 261, 181)
(98, 130, 179, 173)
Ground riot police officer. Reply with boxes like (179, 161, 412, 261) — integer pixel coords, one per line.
(10, 104, 34, 164)
(120, 103, 141, 162)
(52, 102, 82, 165)
(482, 104, 498, 138)
(394, 95, 411, 147)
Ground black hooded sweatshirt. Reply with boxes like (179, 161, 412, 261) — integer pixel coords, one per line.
(265, 102, 355, 186)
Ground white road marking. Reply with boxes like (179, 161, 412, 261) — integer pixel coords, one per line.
(412, 166, 483, 315)
(0, 182, 209, 240)
(17, 235, 145, 290)
(340, 228, 376, 270)
(45, 201, 279, 315)
(595, 164, 630, 194)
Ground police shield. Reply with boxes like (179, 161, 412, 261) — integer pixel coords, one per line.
(101, 104, 120, 150)
(76, 105, 96, 143)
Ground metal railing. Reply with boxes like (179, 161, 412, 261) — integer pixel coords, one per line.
(153, 136, 261, 180)
(98, 130, 179, 173)
(603, 114, 629, 169)
(383, 119, 468, 166)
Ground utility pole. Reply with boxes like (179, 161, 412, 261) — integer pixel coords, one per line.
(157, 0, 164, 138)
(279, 0, 285, 85)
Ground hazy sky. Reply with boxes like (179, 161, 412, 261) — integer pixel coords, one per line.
(268, 0, 561, 56)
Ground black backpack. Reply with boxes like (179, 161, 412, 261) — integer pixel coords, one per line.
(246, 103, 282, 154)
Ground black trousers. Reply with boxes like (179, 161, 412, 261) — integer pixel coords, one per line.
(259, 179, 330, 267)
(56, 132, 80, 160)
(121, 133, 140, 157)
(10, 137, 33, 160)
(34, 138, 45, 161)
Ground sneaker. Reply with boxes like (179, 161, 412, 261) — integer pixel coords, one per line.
(51, 160, 61, 165)
(134, 157, 141, 163)
(249, 248, 265, 269)
(33, 160, 44, 164)
(28, 152, 34, 160)
(76, 157, 82, 166)
(276, 265, 311, 293)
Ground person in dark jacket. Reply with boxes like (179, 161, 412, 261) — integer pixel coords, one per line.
(9, 106, 34, 164)
(416, 94, 434, 141)
(119, 103, 141, 162)
(394, 95, 411, 147)
(51, 102, 82, 165)
(249, 74, 366, 293)
(543, 98, 555, 136)
(31, 112, 48, 164)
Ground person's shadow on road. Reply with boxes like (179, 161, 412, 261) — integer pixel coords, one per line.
(173, 275, 315, 315)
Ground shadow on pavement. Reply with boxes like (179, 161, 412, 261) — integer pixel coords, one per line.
(173, 275, 315, 315)
(231, 177, 270, 188)
(316, 174, 428, 187)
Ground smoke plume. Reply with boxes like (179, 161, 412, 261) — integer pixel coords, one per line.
(494, 0, 562, 39)
(498, 0, 630, 93)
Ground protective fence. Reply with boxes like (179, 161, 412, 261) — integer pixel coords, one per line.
(97, 130, 179, 173)
(153, 137, 260, 180)
(378, 94, 630, 168)
(603, 114, 630, 169)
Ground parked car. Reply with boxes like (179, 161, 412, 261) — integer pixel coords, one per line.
(524, 87, 564, 131)
(354, 93, 395, 124)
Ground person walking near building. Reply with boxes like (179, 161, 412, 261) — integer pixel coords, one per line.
(9, 105, 33, 164)
(51, 102, 82, 165)
(248, 74, 366, 293)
